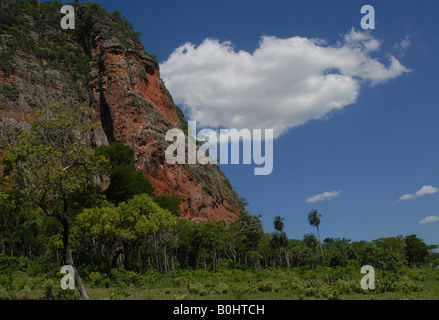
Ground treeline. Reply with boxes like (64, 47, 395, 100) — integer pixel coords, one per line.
(2, 196, 439, 275)
(0, 104, 438, 299)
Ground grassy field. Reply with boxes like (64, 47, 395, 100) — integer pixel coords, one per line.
(1, 266, 438, 300)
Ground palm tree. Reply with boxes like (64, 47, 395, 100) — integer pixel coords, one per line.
(273, 215, 284, 233)
(273, 216, 290, 268)
(307, 209, 324, 262)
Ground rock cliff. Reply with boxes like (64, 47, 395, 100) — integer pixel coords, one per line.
(0, 1, 240, 223)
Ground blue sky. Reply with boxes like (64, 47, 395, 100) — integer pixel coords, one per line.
(74, 1, 439, 245)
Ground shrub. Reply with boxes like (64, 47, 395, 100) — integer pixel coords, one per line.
(291, 279, 305, 293)
(87, 271, 110, 288)
(326, 289, 341, 300)
(187, 282, 203, 295)
(29, 276, 47, 290)
(17, 286, 32, 300)
(395, 276, 422, 293)
(257, 280, 273, 292)
(107, 285, 131, 300)
(204, 280, 216, 288)
(230, 284, 247, 300)
(334, 279, 363, 294)
(303, 286, 318, 297)
(143, 271, 158, 285)
(199, 288, 208, 296)
(173, 293, 189, 300)
(43, 279, 80, 300)
(10, 271, 29, 291)
(154, 195, 182, 217)
(0, 50, 13, 72)
(173, 276, 188, 287)
(95, 142, 154, 204)
(214, 282, 228, 295)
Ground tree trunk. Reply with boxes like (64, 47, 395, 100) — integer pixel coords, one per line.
(317, 226, 324, 262)
(111, 248, 123, 269)
(284, 246, 290, 268)
(217, 254, 220, 271)
(124, 245, 131, 270)
(61, 217, 90, 300)
(154, 236, 161, 271)
(163, 245, 168, 272)
(211, 251, 216, 272)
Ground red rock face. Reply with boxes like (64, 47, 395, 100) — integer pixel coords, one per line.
(87, 32, 240, 224)
(0, 10, 240, 224)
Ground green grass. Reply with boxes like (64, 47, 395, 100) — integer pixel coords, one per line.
(1, 267, 438, 300)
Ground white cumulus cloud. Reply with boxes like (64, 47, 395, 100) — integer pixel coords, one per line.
(305, 190, 341, 203)
(419, 216, 439, 224)
(399, 185, 438, 201)
(161, 28, 410, 138)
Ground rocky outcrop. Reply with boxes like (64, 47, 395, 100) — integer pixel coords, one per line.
(0, 2, 240, 223)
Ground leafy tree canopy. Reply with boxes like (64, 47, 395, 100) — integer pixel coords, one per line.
(95, 142, 153, 204)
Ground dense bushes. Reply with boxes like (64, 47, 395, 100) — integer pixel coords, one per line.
(0, 254, 437, 300)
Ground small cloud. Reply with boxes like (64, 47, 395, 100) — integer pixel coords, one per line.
(399, 185, 438, 201)
(416, 185, 438, 196)
(419, 216, 439, 224)
(306, 190, 341, 203)
(399, 193, 415, 201)
(393, 36, 411, 56)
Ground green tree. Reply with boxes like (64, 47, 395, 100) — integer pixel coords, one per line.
(195, 220, 228, 271)
(273, 215, 289, 268)
(237, 211, 263, 251)
(153, 195, 182, 217)
(174, 219, 198, 268)
(0, 190, 56, 259)
(95, 142, 153, 204)
(0, 103, 108, 299)
(78, 193, 177, 270)
(323, 238, 350, 268)
(308, 209, 324, 262)
(303, 233, 318, 250)
(257, 233, 273, 268)
(303, 233, 318, 268)
(405, 234, 430, 267)
(289, 238, 314, 268)
(373, 236, 407, 265)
